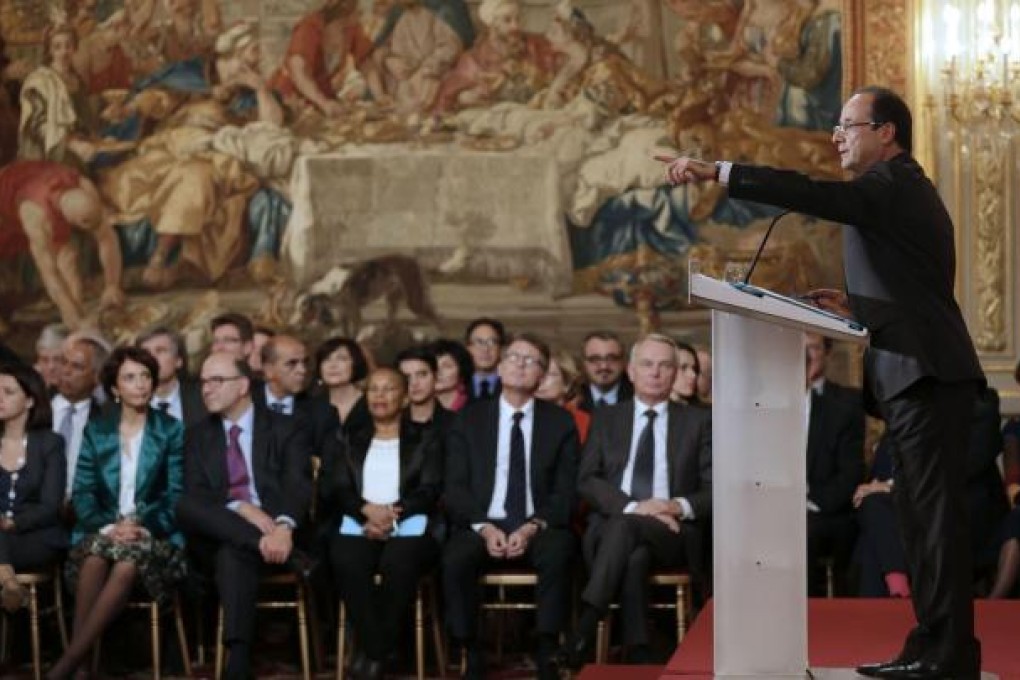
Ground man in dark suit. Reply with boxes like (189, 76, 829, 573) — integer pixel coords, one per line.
(577, 331, 633, 413)
(138, 326, 206, 427)
(663, 86, 985, 679)
(804, 334, 865, 596)
(559, 333, 711, 668)
(464, 317, 505, 400)
(177, 352, 313, 679)
(443, 333, 578, 680)
(51, 335, 110, 498)
(251, 334, 311, 418)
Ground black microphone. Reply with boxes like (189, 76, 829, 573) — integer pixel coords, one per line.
(742, 209, 792, 285)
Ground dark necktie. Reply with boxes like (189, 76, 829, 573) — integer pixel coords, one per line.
(225, 424, 252, 502)
(503, 411, 527, 531)
(630, 409, 657, 501)
(479, 379, 491, 399)
(596, 397, 609, 409)
(269, 402, 286, 414)
(156, 400, 170, 413)
(58, 404, 76, 447)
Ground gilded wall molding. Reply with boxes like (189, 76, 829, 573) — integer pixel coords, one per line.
(972, 137, 1009, 352)
(851, 0, 912, 92)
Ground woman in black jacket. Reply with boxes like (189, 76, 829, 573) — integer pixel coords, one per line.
(0, 363, 67, 611)
(320, 367, 442, 680)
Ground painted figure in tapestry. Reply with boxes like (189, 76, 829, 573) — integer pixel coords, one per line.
(0, 0, 844, 337)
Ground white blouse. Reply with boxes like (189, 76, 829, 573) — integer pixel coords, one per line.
(361, 438, 400, 505)
(117, 428, 145, 518)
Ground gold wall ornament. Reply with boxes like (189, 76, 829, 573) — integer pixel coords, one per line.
(972, 136, 1007, 352)
(861, 0, 912, 93)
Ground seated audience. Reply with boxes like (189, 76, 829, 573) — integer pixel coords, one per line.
(210, 313, 256, 364)
(669, 341, 704, 407)
(443, 333, 577, 680)
(34, 324, 69, 394)
(249, 326, 276, 380)
(695, 346, 712, 404)
(578, 331, 632, 412)
(0, 364, 67, 612)
(49, 347, 185, 678)
(396, 346, 454, 436)
(431, 339, 473, 412)
(856, 385, 1007, 597)
(176, 352, 312, 679)
(51, 336, 110, 498)
(465, 318, 506, 401)
(137, 326, 206, 426)
(309, 337, 371, 447)
(560, 334, 711, 668)
(320, 367, 442, 680)
(803, 334, 865, 596)
(535, 349, 590, 444)
(252, 334, 311, 418)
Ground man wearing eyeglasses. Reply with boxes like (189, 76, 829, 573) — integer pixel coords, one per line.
(464, 317, 506, 401)
(558, 333, 711, 669)
(252, 334, 311, 419)
(660, 87, 984, 679)
(578, 330, 633, 413)
(443, 333, 578, 680)
(177, 352, 313, 680)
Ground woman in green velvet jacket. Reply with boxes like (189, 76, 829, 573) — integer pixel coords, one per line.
(48, 346, 185, 679)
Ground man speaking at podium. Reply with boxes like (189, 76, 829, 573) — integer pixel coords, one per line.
(660, 86, 984, 679)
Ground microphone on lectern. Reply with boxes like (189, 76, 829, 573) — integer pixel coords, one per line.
(742, 210, 793, 285)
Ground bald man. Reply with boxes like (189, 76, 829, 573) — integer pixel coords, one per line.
(177, 352, 312, 679)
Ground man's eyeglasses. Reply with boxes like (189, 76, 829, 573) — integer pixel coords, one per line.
(584, 354, 623, 365)
(503, 352, 545, 369)
(199, 375, 244, 388)
(832, 120, 885, 135)
(469, 337, 501, 349)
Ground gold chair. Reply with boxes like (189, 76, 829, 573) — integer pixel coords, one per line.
(0, 567, 68, 680)
(214, 572, 311, 680)
(472, 569, 539, 667)
(91, 591, 192, 679)
(594, 571, 692, 663)
(335, 574, 446, 680)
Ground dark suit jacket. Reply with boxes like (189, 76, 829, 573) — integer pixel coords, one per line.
(179, 379, 207, 428)
(577, 377, 634, 414)
(319, 424, 442, 531)
(807, 382, 865, 515)
(181, 405, 313, 527)
(10, 430, 67, 548)
(444, 398, 579, 530)
(579, 400, 712, 520)
(468, 375, 501, 402)
(727, 154, 983, 404)
(303, 394, 371, 455)
(71, 408, 184, 545)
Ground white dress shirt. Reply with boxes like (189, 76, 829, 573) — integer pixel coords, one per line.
(51, 395, 92, 497)
(117, 428, 145, 518)
(151, 381, 183, 421)
(621, 399, 695, 519)
(264, 385, 294, 415)
(590, 384, 621, 406)
(474, 397, 536, 532)
(361, 438, 401, 504)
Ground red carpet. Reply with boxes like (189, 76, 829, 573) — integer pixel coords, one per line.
(662, 598, 1020, 679)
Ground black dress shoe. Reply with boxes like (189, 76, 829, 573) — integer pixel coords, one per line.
(362, 659, 383, 680)
(857, 660, 903, 677)
(554, 632, 592, 671)
(871, 659, 979, 680)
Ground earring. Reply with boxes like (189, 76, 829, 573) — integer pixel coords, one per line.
(114, 395, 120, 404)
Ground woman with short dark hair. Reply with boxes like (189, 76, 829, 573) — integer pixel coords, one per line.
(0, 363, 67, 612)
(49, 346, 185, 678)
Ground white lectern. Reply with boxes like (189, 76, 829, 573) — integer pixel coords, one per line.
(690, 274, 869, 678)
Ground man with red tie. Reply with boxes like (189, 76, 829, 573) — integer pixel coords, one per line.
(177, 352, 312, 679)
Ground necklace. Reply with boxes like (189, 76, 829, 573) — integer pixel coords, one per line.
(0, 435, 27, 521)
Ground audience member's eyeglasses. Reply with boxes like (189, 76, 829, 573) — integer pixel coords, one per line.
(504, 352, 544, 369)
(584, 354, 622, 364)
(199, 375, 244, 388)
(470, 337, 500, 348)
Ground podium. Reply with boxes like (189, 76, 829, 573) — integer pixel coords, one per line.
(690, 274, 868, 677)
